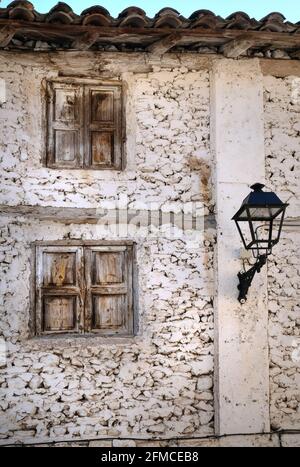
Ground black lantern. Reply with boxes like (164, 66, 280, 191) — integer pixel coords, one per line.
(232, 183, 288, 303)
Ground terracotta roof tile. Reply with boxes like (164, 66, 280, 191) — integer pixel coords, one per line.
(0, 1, 299, 56)
(118, 7, 147, 19)
(188, 11, 225, 30)
(0, 1, 298, 30)
(117, 7, 148, 28)
(225, 12, 259, 30)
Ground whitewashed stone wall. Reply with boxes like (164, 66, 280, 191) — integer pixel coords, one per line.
(0, 57, 210, 209)
(0, 51, 299, 446)
(0, 53, 214, 443)
(264, 75, 300, 431)
(0, 218, 214, 442)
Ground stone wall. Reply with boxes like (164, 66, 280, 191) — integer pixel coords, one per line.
(0, 51, 299, 445)
(264, 75, 300, 430)
(2, 432, 300, 447)
(0, 53, 214, 443)
(0, 217, 214, 442)
(0, 56, 211, 210)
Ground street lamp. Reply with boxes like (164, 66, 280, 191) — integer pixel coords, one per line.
(232, 183, 288, 303)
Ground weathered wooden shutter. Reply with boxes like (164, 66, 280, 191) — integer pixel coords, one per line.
(46, 82, 83, 168)
(36, 246, 84, 335)
(85, 245, 133, 335)
(84, 84, 123, 170)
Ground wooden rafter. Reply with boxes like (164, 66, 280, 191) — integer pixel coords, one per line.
(221, 35, 255, 58)
(147, 32, 182, 55)
(0, 19, 299, 52)
(290, 50, 300, 59)
(0, 25, 16, 47)
(0, 20, 300, 44)
(71, 31, 100, 51)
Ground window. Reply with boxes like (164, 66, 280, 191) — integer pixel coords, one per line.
(46, 80, 123, 170)
(35, 242, 134, 336)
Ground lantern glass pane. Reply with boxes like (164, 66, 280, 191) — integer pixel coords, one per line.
(247, 207, 283, 220)
(271, 210, 285, 246)
(236, 218, 274, 251)
(236, 220, 255, 248)
(271, 222, 280, 246)
(248, 207, 271, 219)
(270, 207, 283, 218)
(235, 207, 248, 220)
(250, 221, 270, 242)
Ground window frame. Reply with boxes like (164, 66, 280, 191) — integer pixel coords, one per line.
(34, 240, 135, 338)
(44, 78, 125, 171)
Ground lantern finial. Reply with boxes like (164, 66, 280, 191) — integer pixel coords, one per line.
(250, 183, 265, 192)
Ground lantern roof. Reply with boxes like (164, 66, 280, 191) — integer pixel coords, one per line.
(232, 183, 288, 221)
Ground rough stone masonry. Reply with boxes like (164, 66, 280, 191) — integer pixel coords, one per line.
(0, 49, 299, 447)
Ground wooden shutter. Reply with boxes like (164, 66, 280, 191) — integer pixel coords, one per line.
(46, 82, 84, 168)
(84, 84, 123, 170)
(36, 246, 84, 335)
(85, 245, 133, 335)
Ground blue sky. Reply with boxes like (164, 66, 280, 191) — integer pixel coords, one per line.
(1, 1, 300, 21)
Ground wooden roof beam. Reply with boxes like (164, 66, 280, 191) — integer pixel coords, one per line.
(290, 50, 300, 59)
(147, 32, 182, 55)
(1, 19, 300, 46)
(221, 35, 255, 58)
(0, 25, 16, 47)
(71, 31, 100, 51)
(0, 20, 300, 50)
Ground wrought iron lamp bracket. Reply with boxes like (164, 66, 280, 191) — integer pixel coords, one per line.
(237, 254, 267, 304)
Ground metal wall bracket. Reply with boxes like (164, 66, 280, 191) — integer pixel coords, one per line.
(237, 254, 267, 303)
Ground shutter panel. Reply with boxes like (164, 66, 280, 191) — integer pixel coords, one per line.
(46, 82, 83, 168)
(84, 84, 123, 170)
(44, 296, 76, 332)
(36, 246, 84, 335)
(85, 245, 133, 335)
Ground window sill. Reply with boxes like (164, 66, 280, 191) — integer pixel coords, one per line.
(23, 333, 143, 351)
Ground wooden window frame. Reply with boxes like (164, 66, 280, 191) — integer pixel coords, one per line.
(34, 241, 135, 337)
(45, 78, 124, 170)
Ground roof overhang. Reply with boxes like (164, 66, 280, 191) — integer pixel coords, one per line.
(0, 3, 299, 58)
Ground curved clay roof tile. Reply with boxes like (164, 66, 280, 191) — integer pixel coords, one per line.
(117, 7, 148, 27)
(189, 14, 225, 30)
(45, 2, 76, 24)
(7, 0, 35, 21)
(284, 22, 300, 33)
(226, 11, 251, 21)
(259, 23, 287, 32)
(153, 16, 184, 28)
(7, 1, 34, 10)
(118, 15, 149, 28)
(259, 12, 287, 32)
(189, 10, 216, 20)
(82, 14, 112, 27)
(48, 2, 74, 15)
(225, 12, 258, 30)
(81, 5, 112, 26)
(118, 7, 147, 19)
(154, 7, 181, 18)
(152, 7, 186, 28)
(9, 8, 35, 22)
(295, 21, 300, 33)
(260, 12, 286, 23)
(81, 6, 111, 17)
(46, 11, 75, 24)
